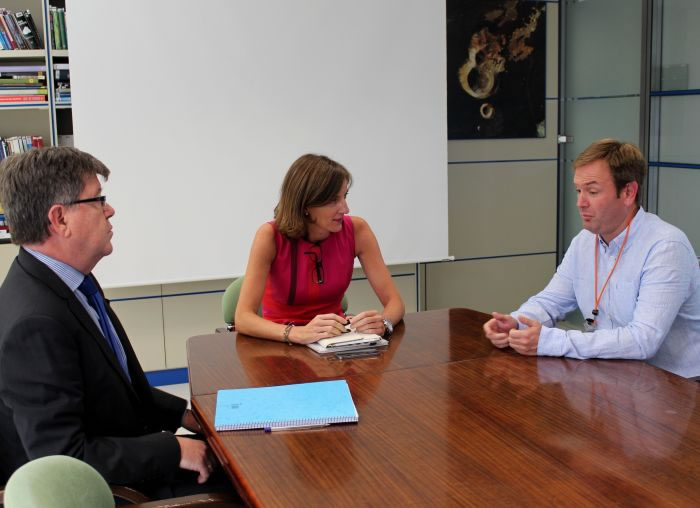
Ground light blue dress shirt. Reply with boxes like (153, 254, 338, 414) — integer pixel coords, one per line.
(512, 208, 700, 379)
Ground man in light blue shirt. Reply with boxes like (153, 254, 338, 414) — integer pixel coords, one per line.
(483, 139, 700, 379)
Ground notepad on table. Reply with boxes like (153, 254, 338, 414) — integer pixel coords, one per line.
(214, 379, 359, 431)
(316, 330, 382, 348)
(307, 336, 388, 355)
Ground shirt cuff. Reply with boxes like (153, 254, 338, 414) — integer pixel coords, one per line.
(537, 326, 566, 357)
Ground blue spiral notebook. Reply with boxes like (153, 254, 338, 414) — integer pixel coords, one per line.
(214, 379, 359, 431)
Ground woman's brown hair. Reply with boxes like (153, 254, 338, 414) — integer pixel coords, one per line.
(274, 154, 352, 238)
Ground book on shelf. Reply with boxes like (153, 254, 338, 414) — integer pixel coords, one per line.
(0, 77, 45, 85)
(0, 22, 10, 50)
(0, 211, 10, 240)
(50, 7, 58, 50)
(21, 10, 40, 48)
(57, 8, 66, 49)
(0, 65, 47, 73)
(0, 95, 46, 102)
(49, 6, 68, 50)
(0, 135, 44, 161)
(0, 10, 18, 49)
(14, 10, 42, 49)
(0, 8, 40, 50)
(54, 63, 69, 82)
(0, 87, 47, 95)
(53, 62, 70, 103)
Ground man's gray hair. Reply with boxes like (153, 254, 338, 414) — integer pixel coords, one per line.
(0, 147, 110, 245)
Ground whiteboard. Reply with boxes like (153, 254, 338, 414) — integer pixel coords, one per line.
(67, 0, 448, 287)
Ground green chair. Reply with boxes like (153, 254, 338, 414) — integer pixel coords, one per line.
(221, 277, 247, 331)
(221, 276, 349, 331)
(3, 455, 114, 508)
(0, 455, 237, 507)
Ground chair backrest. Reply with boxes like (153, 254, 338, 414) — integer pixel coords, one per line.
(4, 455, 114, 508)
(221, 277, 245, 327)
(221, 276, 349, 329)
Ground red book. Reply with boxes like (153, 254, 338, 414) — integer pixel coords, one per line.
(0, 95, 46, 102)
(31, 135, 44, 147)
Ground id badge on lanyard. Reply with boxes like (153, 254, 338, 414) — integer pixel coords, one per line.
(584, 317, 597, 333)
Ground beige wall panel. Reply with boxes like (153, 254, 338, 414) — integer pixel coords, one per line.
(448, 100, 558, 163)
(0, 244, 19, 282)
(104, 285, 165, 371)
(346, 274, 417, 316)
(425, 254, 556, 314)
(448, 161, 556, 258)
(349, 264, 417, 314)
(162, 279, 232, 368)
(109, 297, 166, 372)
(352, 264, 416, 277)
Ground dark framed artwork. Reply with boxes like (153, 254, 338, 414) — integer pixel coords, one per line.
(447, 0, 547, 139)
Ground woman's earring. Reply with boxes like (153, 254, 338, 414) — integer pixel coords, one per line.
(304, 210, 309, 217)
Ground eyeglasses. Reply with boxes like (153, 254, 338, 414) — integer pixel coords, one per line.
(304, 251, 324, 284)
(66, 195, 107, 207)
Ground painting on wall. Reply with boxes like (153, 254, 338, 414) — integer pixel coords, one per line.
(447, 0, 547, 139)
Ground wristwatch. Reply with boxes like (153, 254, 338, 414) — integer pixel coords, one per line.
(382, 318, 393, 337)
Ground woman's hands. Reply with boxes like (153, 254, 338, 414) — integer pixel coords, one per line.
(288, 310, 389, 345)
(349, 310, 386, 336)
(289, 313, 347, 344)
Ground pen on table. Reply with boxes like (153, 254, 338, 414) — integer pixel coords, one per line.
(264, 423, 329, 433)
(336, 350, 380, 360)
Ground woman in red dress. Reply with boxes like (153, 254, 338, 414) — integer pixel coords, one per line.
(235, 154, 404, 344)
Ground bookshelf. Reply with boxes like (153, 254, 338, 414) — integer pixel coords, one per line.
(1, 0, 71, 243)
(0, 0, 72, 148)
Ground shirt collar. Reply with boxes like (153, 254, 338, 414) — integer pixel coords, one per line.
(24, 248, 86, 292)
(600, 207, 646, 250)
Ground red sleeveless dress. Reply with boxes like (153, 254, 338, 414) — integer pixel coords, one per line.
(262, 215, 355, 325)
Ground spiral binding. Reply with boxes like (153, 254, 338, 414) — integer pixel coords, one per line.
(216, 415, 357, 432)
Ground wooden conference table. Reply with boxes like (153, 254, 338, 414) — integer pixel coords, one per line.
(187, 308, 700, 507)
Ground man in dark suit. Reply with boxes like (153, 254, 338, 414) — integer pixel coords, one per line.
(0, 147, 230, 499)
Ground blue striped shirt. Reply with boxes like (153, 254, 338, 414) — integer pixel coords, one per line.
(24, 248, 124, 359)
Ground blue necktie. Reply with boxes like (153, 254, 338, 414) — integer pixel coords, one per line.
(78, 275, 131, 381)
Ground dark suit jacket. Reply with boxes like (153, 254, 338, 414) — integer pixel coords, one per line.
(0, 248, 187, 487)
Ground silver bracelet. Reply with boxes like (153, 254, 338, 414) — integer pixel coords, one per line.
(282, 323, 295, 345)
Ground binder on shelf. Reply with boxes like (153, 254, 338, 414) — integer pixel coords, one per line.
(214, 379, 358, 431)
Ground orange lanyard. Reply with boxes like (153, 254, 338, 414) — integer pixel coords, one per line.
(592, 221, 632, 320)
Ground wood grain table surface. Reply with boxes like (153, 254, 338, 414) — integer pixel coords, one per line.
(187, 308, 700, 507)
